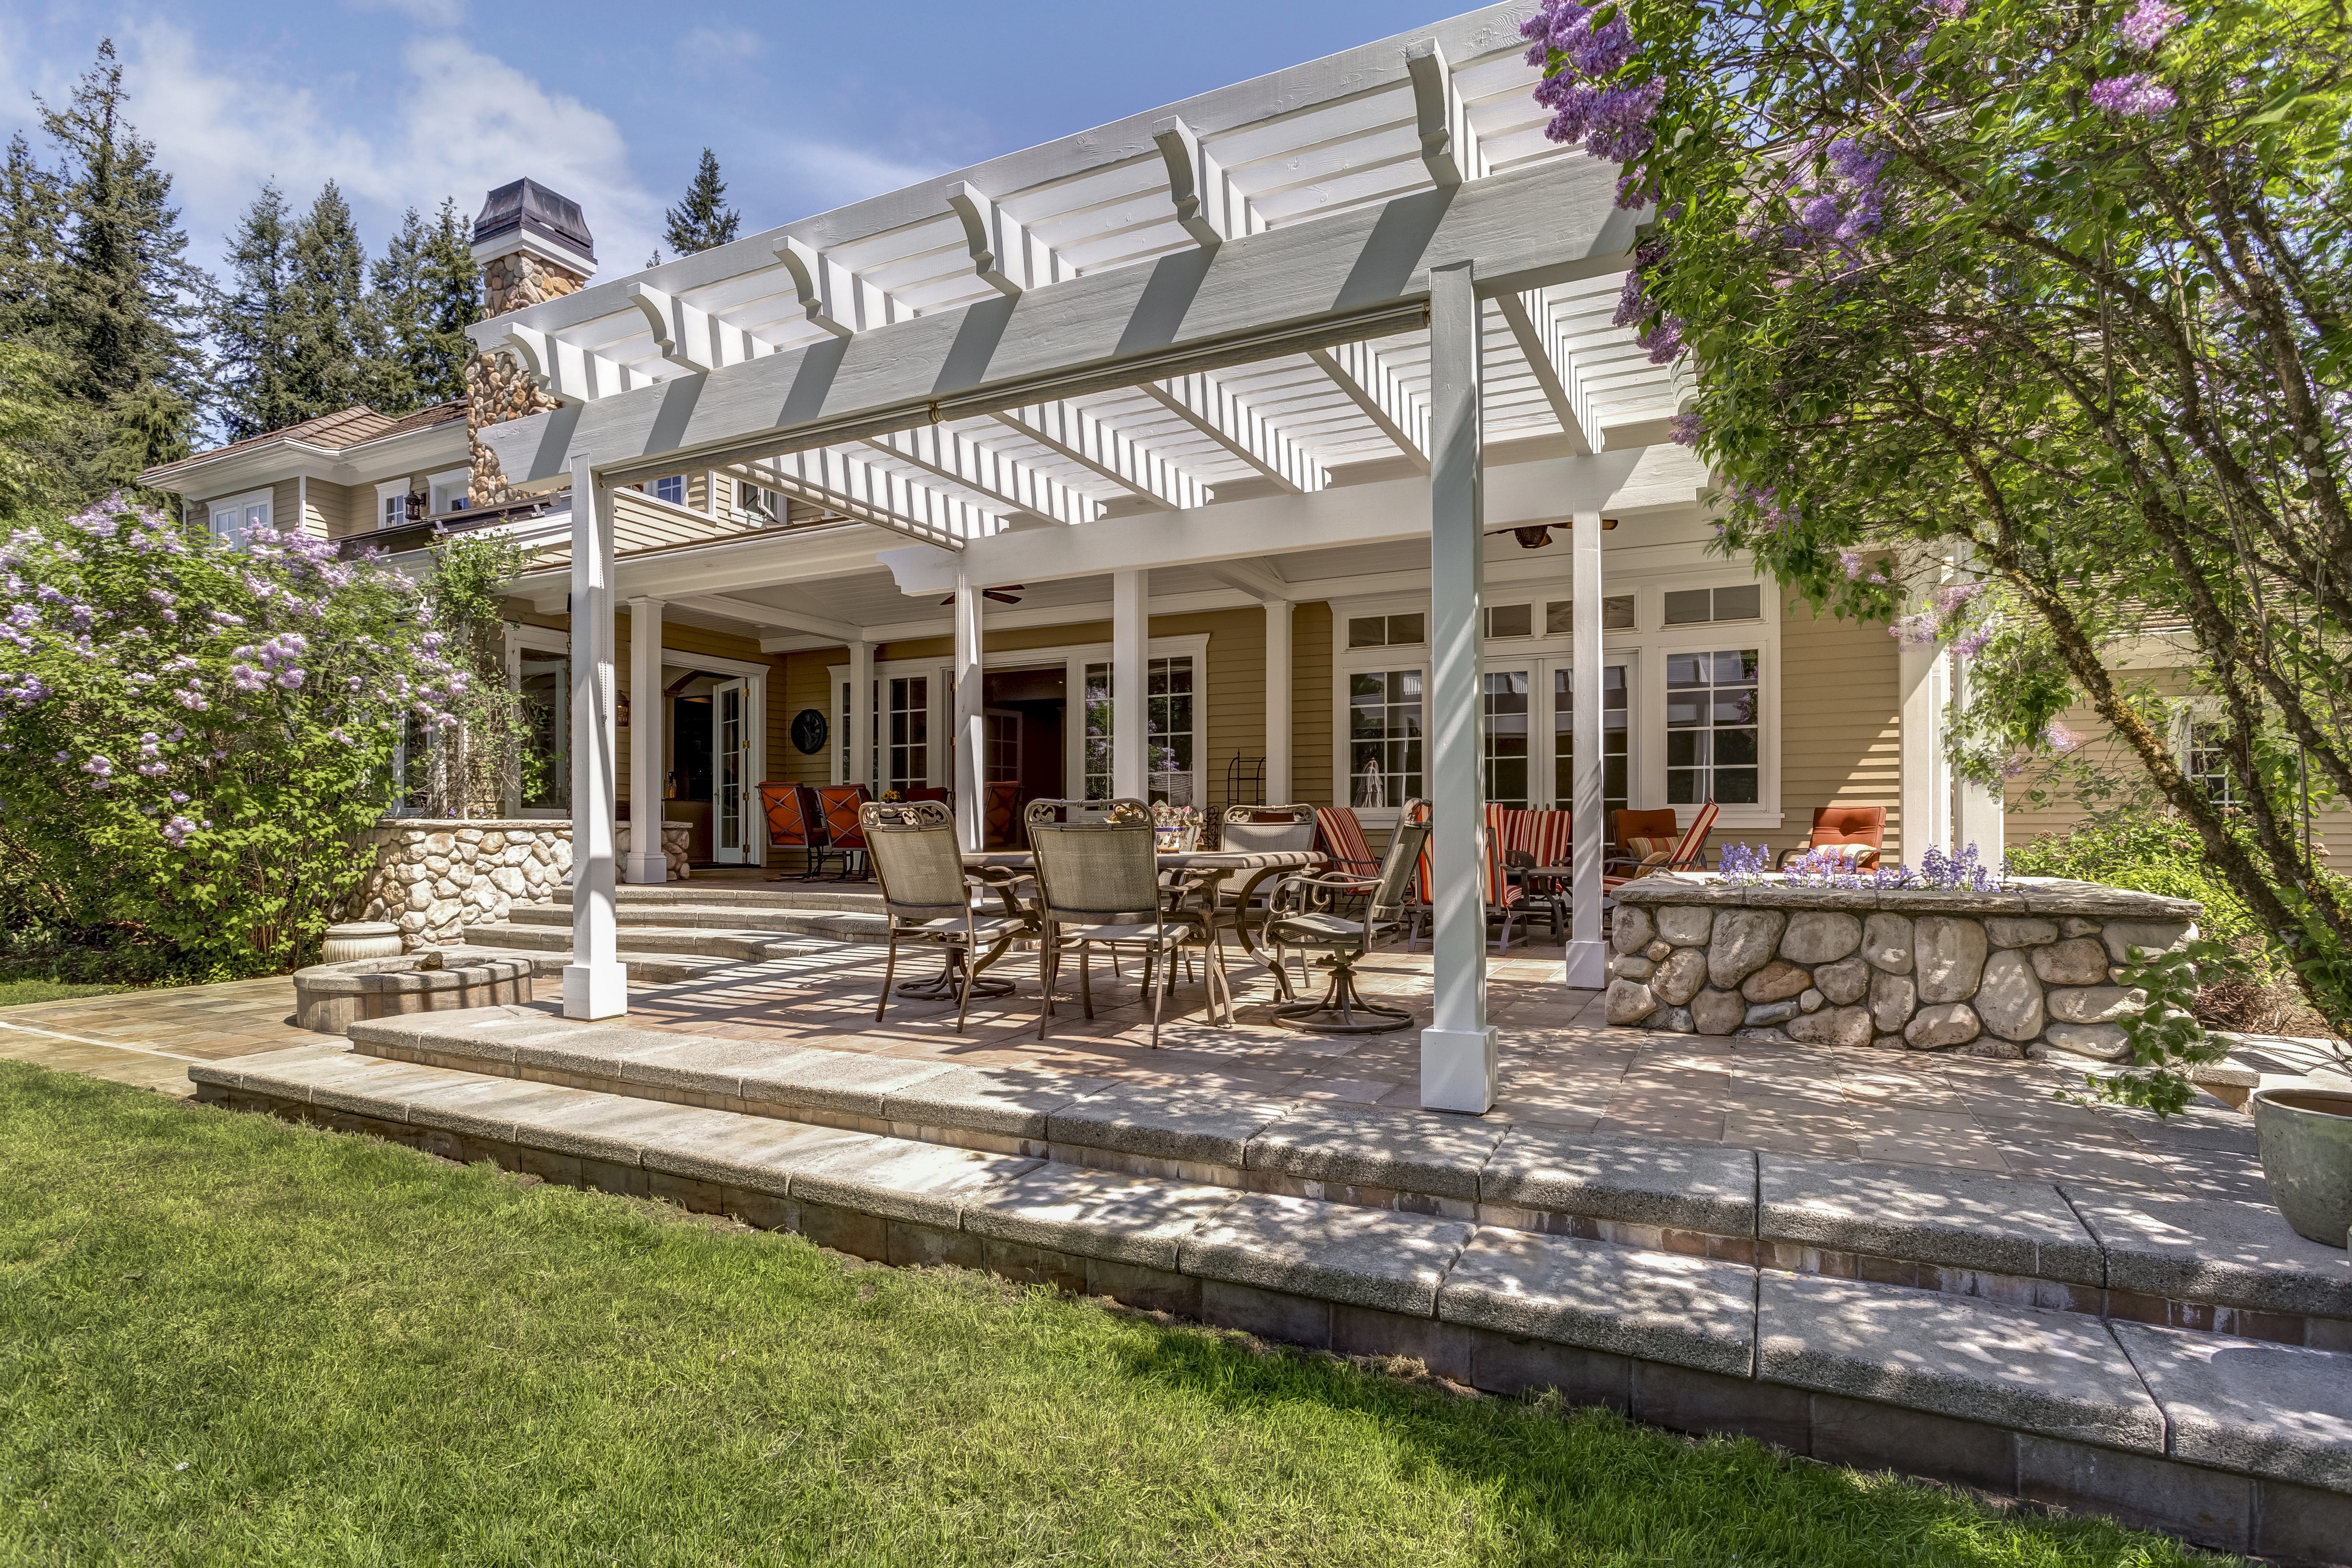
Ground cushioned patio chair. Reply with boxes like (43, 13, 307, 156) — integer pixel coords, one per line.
(1026, 797, 1229, 1047)
(862, 800, 1035, 1031)
(1312, 805, 1382, 878)
(1774, 804, 1887, 870)
(1508, 807, 1575, 941)
(1407, 802, 1541, 952)
(983, 782, 1021, 847)
(1264, 814, 1432, 1033)
(1603, 801, 1718, 890)
(759, 783, 824, 881)
(813, 784, 873, 879)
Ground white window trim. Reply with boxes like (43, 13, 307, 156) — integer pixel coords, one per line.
(1330, 571, 1781, 831)
(426, 466, 472, 517)
(829, 632, 1210, 802)
(374, 478, 416, 532)
(206, 487, 273, 545)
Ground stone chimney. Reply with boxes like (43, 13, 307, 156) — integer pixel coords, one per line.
(466, 179, 596, 505)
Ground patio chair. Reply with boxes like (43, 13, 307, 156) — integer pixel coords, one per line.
(1510, 807, 1575, 941)
(1312, 805, 1382, 879)
(759, 783, 824, 881)
(1774, 805, 1886, 870)
(907, 784, 951, 806)
(1604, 801, 1718, 890)
(1264, 813, 1431, 1033)
(1406, 802, 1537, 952)
(1026, 797, 1229, 1047)
(813, 784, 873, 879)
(1198, 804, 1320, 972)
(862, 800, 1036, 1032)
(983, 782, 1021, 847)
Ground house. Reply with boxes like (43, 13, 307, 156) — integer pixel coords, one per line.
(149, 2, 2213, 1108)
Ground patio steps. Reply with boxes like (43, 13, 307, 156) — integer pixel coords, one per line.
(187, 1029, 2352, 1563)
(503, 899, 893, 946)
(454, 921, 852, 963)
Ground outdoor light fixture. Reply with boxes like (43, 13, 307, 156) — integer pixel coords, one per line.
(938, 585, 1025, 606)
(1485, 518, 1620, 550)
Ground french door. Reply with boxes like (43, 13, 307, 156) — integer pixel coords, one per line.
(1478, 655, 1632, 819)
(712, 677, 752, 863)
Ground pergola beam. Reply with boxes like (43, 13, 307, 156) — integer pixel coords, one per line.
(990, 403, 1209, 512)
(1307, 341, 1429, 473)
(474, 157, 1640, 492)
(863, 425, 1103, 526)
(1141, 372, 1328, 494)
(1202, 557, 1293, 603)
(744, 449, 990, 549)
(1495, 289, 1599, 455)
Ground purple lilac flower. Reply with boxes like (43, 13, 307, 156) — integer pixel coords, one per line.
(1669, 411, 1704, 447)
(2089, 74, 2177, 117)
(2119, 0, 2181, 50)
(1952, 627, 1994, 658)
(161, 815, 198, 849)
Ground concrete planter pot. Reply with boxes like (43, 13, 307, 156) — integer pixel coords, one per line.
(320, 921, 403, 964)
(2251, 1085, 2352, 1247)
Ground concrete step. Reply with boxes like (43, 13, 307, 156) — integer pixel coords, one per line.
(499, 905, 893, 946)
(338, 1007, 2352, 1351)
(188, 1040, 2352, 1559)
(456, 923, 841, 963)
(552, 885, 887, 913)
(429, 944, 750, 986)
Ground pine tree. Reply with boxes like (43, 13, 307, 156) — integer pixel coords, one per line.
(370, 196, 479, 413)
(662, 149, 740, 256)
(36, 40, 205, 411)
(0, 133, 65, 350)
(211, 182, 299, 443)
(282, 180, 378, 418)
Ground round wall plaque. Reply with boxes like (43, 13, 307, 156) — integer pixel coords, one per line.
(789, 708, 829, 755)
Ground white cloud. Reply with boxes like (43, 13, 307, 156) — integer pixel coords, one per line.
(113, 19, 661, 280)
(765, 139, 949, 212)
(346, 0, 468, 26)
(675, 26, 767, 70)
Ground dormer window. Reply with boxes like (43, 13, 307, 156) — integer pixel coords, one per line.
(653, 474, 687, 506)
(427, 468, 472, 517)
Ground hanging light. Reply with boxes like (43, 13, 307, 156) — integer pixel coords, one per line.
(939, 585, 1025, 606)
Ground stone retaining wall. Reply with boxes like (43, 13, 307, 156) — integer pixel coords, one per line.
(354, 818, 572, 949)
(1606, 875, 2203, 1061)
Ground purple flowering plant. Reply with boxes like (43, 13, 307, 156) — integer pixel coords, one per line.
(0, 494, 478, 972)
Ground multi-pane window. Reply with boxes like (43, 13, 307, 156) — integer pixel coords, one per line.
(1349, 669, 1424, 808)
(1081, 657, 1195, 803)
(1666, 649, 1761, 804)
(516, 647, 569, 811)
(652, 474, 687, 506)
(1486, 604, 1533, 639)
(1553, 667, 1629, 827)
(1543, 595, 1638, 635)
(887, 675, 928, 793)
(1482, 670, 1531, 807)
(1346, 612, 1425, 650)
(2186, 718, 2240, 806)
(1662, 584, 1763, 626)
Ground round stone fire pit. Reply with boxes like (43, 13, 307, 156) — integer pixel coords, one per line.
(1606, 874, 2201, 1061)
(292, 950, 537, 1036)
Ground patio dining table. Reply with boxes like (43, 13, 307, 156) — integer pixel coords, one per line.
(960, 848, 1324, 995)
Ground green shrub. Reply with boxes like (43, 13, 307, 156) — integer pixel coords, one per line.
(2006, 806, 2253, 944)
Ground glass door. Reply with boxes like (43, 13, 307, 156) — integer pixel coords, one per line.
(1552, 658, 1631, 828)
(713, 678, 749, 863)
(1482, 665, 1535, 808)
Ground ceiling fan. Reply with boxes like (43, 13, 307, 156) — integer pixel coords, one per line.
(1483, 518, 1618, 550)
(939, 584, 1026, 606)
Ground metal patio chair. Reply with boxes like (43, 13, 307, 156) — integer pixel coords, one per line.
(1264, 814, 1431, 1033)
(759, 782, 823, 881)
(813, 785, 873, 879)
(1025, 796, 1229, 1047)
(862, 800, 1033, 1032)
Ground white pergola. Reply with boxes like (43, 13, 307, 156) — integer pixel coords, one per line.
(469, 4, 1700, 1112)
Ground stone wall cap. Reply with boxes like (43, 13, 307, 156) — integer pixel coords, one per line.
(1617, 874, 2197, 920)
(1758, 1155, 2103, 1286)
(1178, 1191, 1471, 1316)
(1438, 1228, 1757, 1375)
(1245, 1101, 1507, 1201)
(2067, 1187, 2352, 1318)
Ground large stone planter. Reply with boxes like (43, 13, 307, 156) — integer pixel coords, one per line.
(2252, 1085, 2352, 1248)
(1608, 874, 2201, 1062)
(293, 951, 536, 1036)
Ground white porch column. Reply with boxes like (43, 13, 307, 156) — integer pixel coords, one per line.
(1898, 636, 1950, 864)
(1952, 654, 2004, 864)
(952, 569, 984, 849)
(565, 457, 625, 1019)
(1264, 599, 1292, 803)
(847, 639, 874, 793)
(1420, 259, 1496, 1114)
(624, 595, 667, 885)
(1566, 510, 1608, 988)
(1111, 568, 1147, 800)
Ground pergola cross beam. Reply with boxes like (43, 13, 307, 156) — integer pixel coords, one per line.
(1307, 341, 1429, 472)
(1141, 372, 1329, 494)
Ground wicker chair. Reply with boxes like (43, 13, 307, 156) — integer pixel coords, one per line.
(1025, 796, 1228, 1047)
(1264, 815, 1431, 1033)
(862, 800, 1034, 1031)
(759, 783, 823, 880)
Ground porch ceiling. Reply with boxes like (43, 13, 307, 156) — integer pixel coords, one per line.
(469, 4, 1692, 564)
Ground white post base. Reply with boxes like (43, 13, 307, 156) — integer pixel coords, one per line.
(1564, 939, 1608, 989)
(1419, 1026, 1498, 1114)
(624, 851, 667, 885)
(562, 960, 628, 1020)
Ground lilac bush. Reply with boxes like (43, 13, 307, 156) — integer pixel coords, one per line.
(0, 493, 468, 972)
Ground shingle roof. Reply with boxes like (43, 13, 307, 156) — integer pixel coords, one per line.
(142, 400, 470, 485)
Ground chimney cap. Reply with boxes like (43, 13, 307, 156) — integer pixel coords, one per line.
(472, 178, 595, 270)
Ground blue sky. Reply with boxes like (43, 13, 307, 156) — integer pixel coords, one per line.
(0, 0, 1467, 285)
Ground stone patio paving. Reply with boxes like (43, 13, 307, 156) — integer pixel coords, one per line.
(1, 938, 2267, 1205)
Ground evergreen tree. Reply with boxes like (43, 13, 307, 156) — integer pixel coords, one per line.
(282, 180, 378, 418)
(662, 149, 740, 256)
(0, 133, 65, 351)
(369, 196, 479, 413)
(210, 183, 299, 442)
(36, 40, 205, 411)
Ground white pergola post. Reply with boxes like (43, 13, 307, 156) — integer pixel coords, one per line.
(952, 570, 984, 848)
(1264, 599, 1292, 804)
(624, 595, 667, 885)
(847, 639, 874, 793)
(1566, 510, 1607, 987)
(1898, 633, 1950, 865)
(1111, 568, 1148, 800)
(1420, 259, 1495, 1114)
(565, 458, 625, 1019)
(1952, 654, 2004, 865)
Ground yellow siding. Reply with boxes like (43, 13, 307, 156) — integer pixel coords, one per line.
(271, 479, 303, 536)
(307, 478, 359, 539)
(1292, 601, 1334, 806)
(1152, 608, 1262, 812)
(777, 645, 848, 790)
(1775, 592, 1904, 860)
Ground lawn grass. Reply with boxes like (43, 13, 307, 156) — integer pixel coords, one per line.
(0, 977, 135, 1009)
(0, 1062, 2228, 1567)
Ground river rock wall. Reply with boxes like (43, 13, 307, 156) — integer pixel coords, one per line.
(355, 819, 572, 950)
(1605, 876, 2202, 1061)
